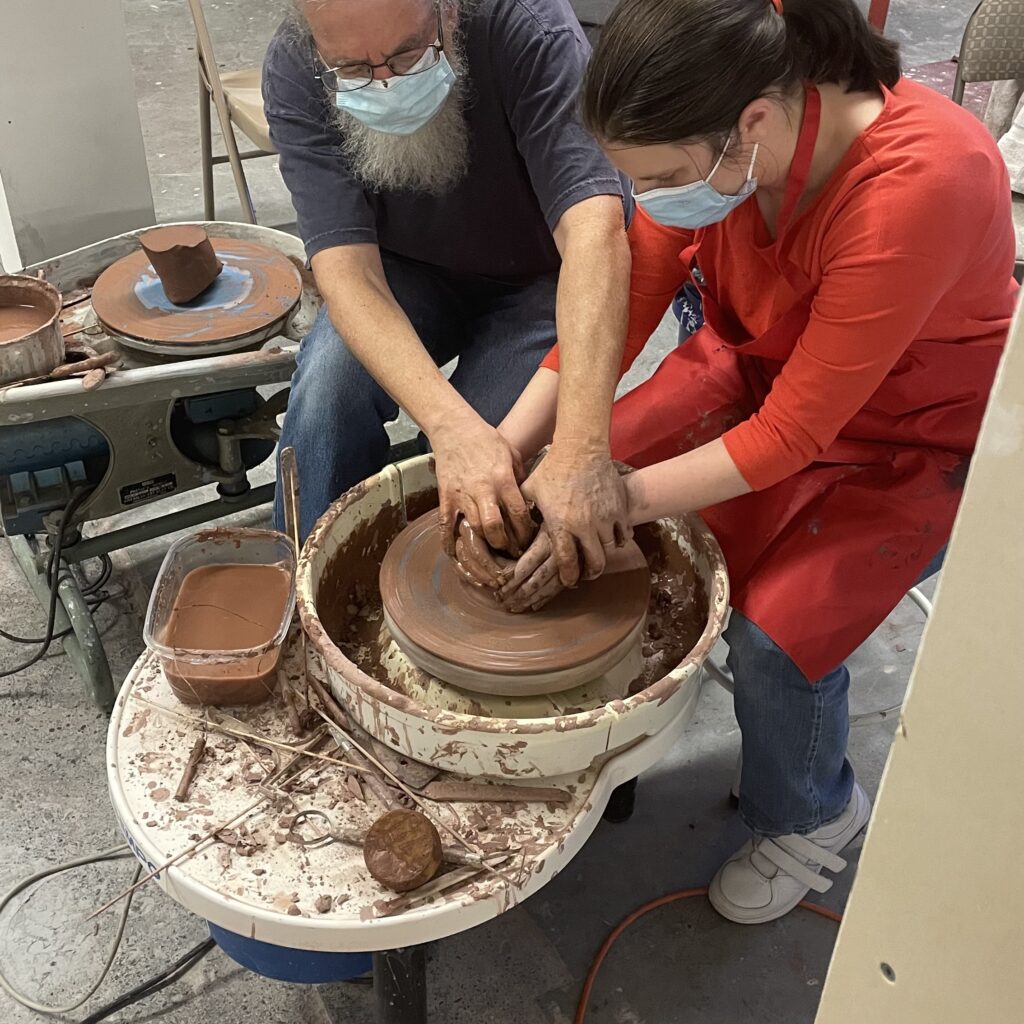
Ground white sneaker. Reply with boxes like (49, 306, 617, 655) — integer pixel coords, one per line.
(709, 783, 871, 924)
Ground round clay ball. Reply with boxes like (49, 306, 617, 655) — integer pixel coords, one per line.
(363, 809, 443, 893)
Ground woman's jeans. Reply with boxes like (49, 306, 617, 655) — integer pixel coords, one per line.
(673, 283, 943, 836)
(275, 251, 558, 539)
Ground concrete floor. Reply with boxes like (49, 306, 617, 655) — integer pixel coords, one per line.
(0, 1, 977, 1022)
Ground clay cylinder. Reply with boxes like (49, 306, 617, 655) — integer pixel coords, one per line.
(139, 225, 223, 304)
(363, 809, 443, 893)
(0, 275, 64, 385)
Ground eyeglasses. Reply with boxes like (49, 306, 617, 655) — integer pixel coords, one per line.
(314, 10, 445, 93)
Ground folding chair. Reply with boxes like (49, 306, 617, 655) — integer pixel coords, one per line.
(187, 0, 277, 224)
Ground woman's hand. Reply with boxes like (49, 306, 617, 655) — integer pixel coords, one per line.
(496, 527, 566, 612)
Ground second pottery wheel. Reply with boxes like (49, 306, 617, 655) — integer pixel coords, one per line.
(379, 510, 651, 696)
(91, 236, 302, 356)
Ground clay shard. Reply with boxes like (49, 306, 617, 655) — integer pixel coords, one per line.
(139, 225, 223, 304)
(363, 809, 443, 893)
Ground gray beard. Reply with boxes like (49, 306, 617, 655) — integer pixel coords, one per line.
(331, 66, 470, 196)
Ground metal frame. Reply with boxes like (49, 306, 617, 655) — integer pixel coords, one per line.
(952, 0, 1024, 106)
(188, 0, 275, 224)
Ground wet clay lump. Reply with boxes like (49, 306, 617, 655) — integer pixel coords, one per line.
(161, 563, 291, 706)
(363, 809, 443, 893)
(139, 225, 223, 304)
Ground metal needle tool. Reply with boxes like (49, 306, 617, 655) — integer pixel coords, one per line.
(279, 446, 309, 714)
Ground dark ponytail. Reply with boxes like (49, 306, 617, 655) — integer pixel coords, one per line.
(582, 0, 901, 146)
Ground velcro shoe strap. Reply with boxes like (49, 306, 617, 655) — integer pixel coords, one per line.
(777, 834, 848, 874)
(758, 836, 845, 894)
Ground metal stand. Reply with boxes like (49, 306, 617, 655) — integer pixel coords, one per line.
(8, 532, 116, 711)
(372, 947, 428, 1024)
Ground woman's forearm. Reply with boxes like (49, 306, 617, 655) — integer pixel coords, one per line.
(498, 367, 560, 462)
(623, 438, 752, 525)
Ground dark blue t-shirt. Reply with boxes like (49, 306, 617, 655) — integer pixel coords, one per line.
(262, 0, 625, 282)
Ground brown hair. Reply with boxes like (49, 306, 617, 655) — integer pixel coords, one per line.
(582, 0, 901, 146)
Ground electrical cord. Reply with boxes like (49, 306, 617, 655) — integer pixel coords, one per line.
(0, 489, 93, 676)
(0, 845, 216, 1023)
(0, 846, 138, 1015)
(76, 937, 216, 1024)
(574, 887, 842, 1023)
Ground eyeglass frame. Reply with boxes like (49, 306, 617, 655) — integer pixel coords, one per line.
(312, 8, 446, 93)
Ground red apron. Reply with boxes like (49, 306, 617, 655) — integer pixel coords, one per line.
(610, 86, 1002, 681)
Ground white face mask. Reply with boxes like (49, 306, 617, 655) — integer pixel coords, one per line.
(333, 49, 457, 136)
(634, 138, 760, 229)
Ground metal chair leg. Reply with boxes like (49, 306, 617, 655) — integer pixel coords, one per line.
(199, 68, 215, 221)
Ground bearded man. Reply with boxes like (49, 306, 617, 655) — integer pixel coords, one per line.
(264, 0, 632, 585)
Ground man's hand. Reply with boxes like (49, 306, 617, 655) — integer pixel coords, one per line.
(520, 443, 631, 588)
(431, 412, 536, 558)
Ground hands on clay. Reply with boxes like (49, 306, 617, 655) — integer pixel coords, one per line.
(519, 444, 631, 588)
(452, 518, 518, 589)
(430, 413, 536, 559)
(496, 457, 636, 612)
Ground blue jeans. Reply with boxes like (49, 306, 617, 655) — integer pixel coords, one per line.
(275, 252, 558, 538)
(727, 547, 944, 837)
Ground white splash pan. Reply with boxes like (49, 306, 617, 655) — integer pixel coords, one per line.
(297, 455, 729, 780)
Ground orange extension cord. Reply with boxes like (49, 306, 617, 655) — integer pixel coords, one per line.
(574, 887, 843, 1024)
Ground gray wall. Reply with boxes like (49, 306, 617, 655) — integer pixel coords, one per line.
(0, 0, 154, 270)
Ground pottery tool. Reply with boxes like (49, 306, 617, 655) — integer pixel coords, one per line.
(284, 810, 491, 868)
(363, 808, 443, 893)
(278, 445, 309, 726)
(379, 508, 651, 696)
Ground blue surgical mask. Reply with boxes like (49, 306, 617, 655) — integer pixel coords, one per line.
(634, 139, 759, 229)
(333, 50, 456, 136)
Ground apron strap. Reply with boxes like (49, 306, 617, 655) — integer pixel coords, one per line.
(776, 83, 822, 240)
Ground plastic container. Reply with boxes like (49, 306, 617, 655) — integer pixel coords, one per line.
(144, 527, 296, 705)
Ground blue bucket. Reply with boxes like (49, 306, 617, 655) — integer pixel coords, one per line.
(208, 922, 373, 984)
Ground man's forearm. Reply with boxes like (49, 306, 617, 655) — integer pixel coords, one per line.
(551, 196, 631, 451)
(311, 244, 472, 438)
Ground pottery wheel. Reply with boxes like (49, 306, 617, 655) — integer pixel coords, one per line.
(91, 237, 302, 355)
(379, 510, 651, 697)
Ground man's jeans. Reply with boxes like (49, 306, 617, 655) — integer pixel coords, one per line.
(672, 284, 943, 836)
(275, 252, 558, 539)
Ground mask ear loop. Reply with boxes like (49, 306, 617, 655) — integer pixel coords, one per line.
(745, 142, 760, 184)
(707, 138, 759, 187)
(705, 137, 731, 183)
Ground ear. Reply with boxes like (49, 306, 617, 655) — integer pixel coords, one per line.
(736, 97, 775, 144)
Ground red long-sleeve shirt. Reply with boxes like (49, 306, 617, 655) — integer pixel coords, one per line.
(542, 79, 1017, 490)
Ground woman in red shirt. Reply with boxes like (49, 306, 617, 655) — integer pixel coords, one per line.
(494, 0, 1017, 922)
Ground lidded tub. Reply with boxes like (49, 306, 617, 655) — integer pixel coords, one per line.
(297, 456, 728, 779)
